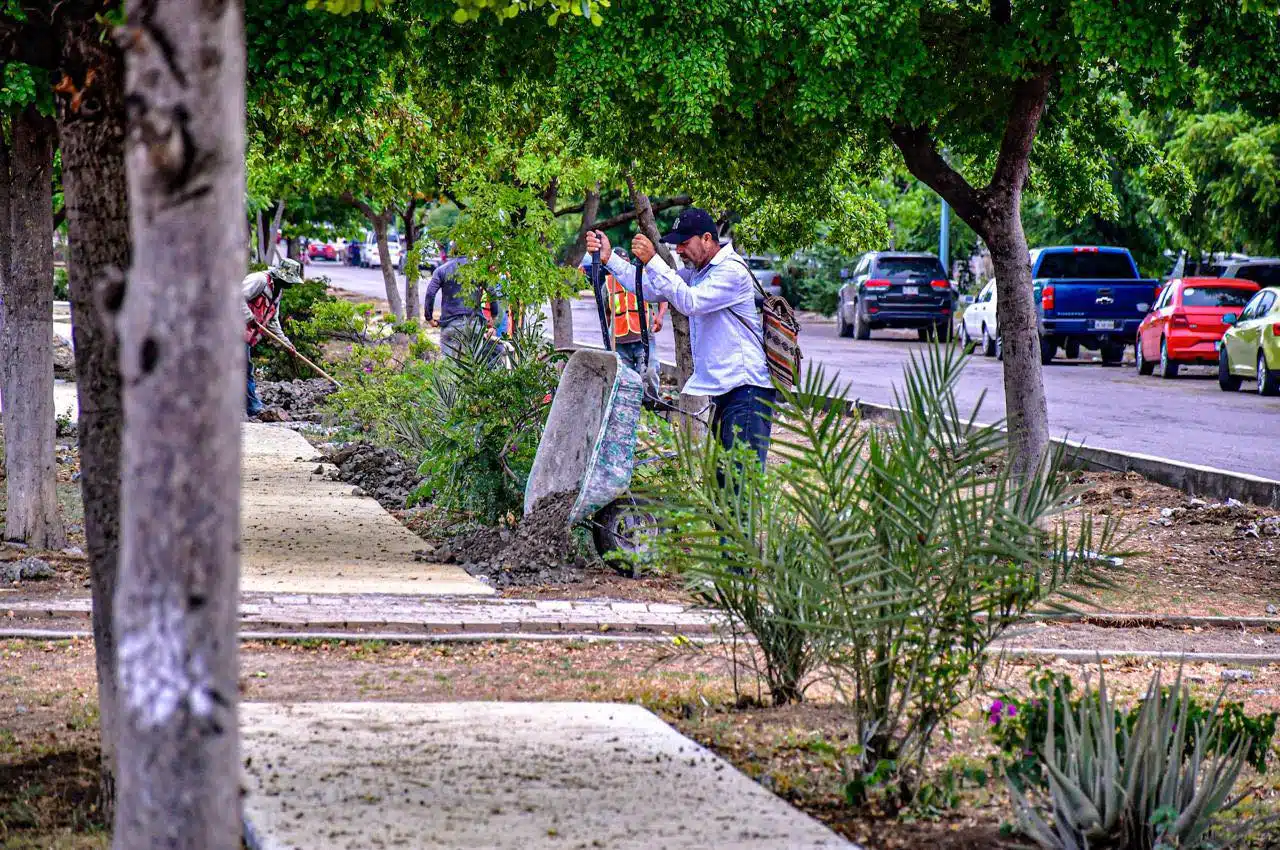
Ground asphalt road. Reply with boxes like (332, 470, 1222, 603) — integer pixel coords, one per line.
(318, 262, 1280, 480)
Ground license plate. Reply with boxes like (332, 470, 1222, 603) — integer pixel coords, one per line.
(903, 286, 918, 296)
(1093, 320, 1116, 330)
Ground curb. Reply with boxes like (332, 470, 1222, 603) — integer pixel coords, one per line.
(653, 356, 1280, 509)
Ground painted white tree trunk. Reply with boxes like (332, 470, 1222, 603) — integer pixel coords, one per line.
(112, 0, 245, 847)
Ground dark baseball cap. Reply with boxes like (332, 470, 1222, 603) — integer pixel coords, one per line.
(660, 208, 718, 244)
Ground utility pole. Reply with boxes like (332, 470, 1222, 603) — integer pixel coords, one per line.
(939, 196, 950, 278)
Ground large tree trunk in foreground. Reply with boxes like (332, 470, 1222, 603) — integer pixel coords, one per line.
(56, 2, 130, 817)
(2, 108, 66, 549)
(891, 71, 1053, 480)
(402, 200, 420, 322)
(113, 0, 244, 847)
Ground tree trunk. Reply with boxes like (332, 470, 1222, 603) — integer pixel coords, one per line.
(985, 216, 1050, 480)
(554, 188, 600, 350)
(628, 181, 693, 384)
(372, 214, 404, 319)
(402, 199, 419, 322)
(113, 0, 244, 847)
(253, 209, 264, 264)
(55, 2, 130, 817)
(267, 199, 285, 264)
(2, 107, 66, 549)
(890, 71, 1053, 480)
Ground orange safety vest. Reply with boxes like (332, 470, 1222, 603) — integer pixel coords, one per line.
(606, 274, 644, 345)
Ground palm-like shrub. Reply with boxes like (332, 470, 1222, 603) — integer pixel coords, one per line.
(1009, 668, 1255, 850)
(645, 344, 1119, 806)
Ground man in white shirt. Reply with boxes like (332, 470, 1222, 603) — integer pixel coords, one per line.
(585, 209, 775, 467)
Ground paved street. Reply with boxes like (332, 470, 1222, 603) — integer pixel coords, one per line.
(317, 262, 1280, 480)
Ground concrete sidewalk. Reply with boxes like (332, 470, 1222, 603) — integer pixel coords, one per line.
(241, 424, 491, 596)
(240, 702, 854, 850)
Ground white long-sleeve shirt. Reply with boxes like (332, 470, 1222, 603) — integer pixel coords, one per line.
(606, 245, 769, 397)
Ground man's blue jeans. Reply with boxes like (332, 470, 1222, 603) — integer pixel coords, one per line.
(246, 344, 263, 416)
(711, 384, 776, 469)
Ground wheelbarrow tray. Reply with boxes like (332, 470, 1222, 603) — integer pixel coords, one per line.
(524, 349, 645, 526)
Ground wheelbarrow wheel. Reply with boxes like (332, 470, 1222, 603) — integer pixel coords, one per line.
(592, 496, 658, 571)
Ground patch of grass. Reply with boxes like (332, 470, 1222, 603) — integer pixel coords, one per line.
(0, 747, 107, 849)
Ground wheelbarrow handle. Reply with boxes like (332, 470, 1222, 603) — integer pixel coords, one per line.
(591, 245, 612, 352)
(634, 256, 650, 375)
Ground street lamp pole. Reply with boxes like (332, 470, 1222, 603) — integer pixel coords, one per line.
(939, 196, 951, 277)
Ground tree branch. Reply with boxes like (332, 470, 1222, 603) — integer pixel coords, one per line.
(889, 124, 986, 227)
(53, 204, 65, 231)
(340, 191, 378, 223)
(589, 195, 693, 232)
(987, 70, 1053, 201)
(991, 0, 1011, 25)
(443, 189, 466, 211)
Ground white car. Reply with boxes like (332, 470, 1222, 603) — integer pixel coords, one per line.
(361, 230, 402, 270)
(960, 279, 1000, 356)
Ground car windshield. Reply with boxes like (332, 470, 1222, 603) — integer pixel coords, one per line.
(1182, 286, 1254, 308)
(747, 258, 774, 271)
(876, 257, 943, 278)
(1035, 251, 1135, 279)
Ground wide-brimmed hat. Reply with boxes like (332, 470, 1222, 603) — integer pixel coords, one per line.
(271, 258, 304, 285)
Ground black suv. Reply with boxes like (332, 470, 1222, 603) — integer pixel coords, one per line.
(1217, 258, 1280, 289)
(837, 252, 955, 340)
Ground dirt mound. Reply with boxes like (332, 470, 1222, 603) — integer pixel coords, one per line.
(437, 492, 589, 588)
(326, 443, 423, 510)
(257, 378, 335, 421)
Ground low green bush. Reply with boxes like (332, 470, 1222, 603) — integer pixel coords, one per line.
(53, 267, 70, 301)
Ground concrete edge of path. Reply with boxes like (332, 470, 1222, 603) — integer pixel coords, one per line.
(648, 356, 1280, 509)
(7, 628, 1280, 665)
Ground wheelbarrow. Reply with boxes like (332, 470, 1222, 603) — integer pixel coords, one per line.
(523, 348, 656, 557)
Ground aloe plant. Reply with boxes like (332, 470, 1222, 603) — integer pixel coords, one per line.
(1009, 667, 1254, 850)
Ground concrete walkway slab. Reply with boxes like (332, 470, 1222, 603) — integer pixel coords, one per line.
(241, 424, 491, 596)
(241, 702, 853, 850)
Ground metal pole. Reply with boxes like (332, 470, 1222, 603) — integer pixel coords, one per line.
(939, 196, 951, 277)
(634, 257, 650, 376)
(590, 240, 612, 351)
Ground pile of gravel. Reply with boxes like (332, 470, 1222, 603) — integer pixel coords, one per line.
(431, 492, 590, 588)
(257, 378, 336, 421)
(326, 442, 423, 510)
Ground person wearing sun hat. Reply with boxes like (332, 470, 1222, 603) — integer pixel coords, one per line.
(585, 209, 774, 467)
(241, 258, 303, 418)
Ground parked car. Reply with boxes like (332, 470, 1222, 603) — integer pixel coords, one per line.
(1031, 246, 1159, 365)
(1218, 286, 1280, 395)
(307, 241, 337, 262)
(1216, 258, 1280, 289)
(1135, 278, 1259, 378)
(744, 256, 783, 297)
(836, 252, 954, 340)
(959, 279, 1000, 356)
(360, 230, 402, 270)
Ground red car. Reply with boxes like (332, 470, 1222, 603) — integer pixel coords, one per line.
(307, 241, 337, 262)
(1136, 277, 1260, 378)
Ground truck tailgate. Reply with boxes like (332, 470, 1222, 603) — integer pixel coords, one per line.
(1039, 278, 1159, 327)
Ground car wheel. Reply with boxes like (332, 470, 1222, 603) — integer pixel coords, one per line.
(1218, 348, 1243, 392)
(853, 304, 871, 340)
(1039, 336, 1057, 365)
(996, 334, 1003, 361)
(1157, 338, 1180, 379)
(917, 327, 931, 342)
(1259, 353, 1280, 397)
(1136, 339, 1155, 375)
(837, 309, 853, 339)
(980, 325, 996, 357)
(959, 320, 973, 349)
(1064, 340, 1081, 360)
(1100, 343, 1124, 366)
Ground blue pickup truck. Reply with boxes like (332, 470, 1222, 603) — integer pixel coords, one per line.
(1031, 246, 1160, 365)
